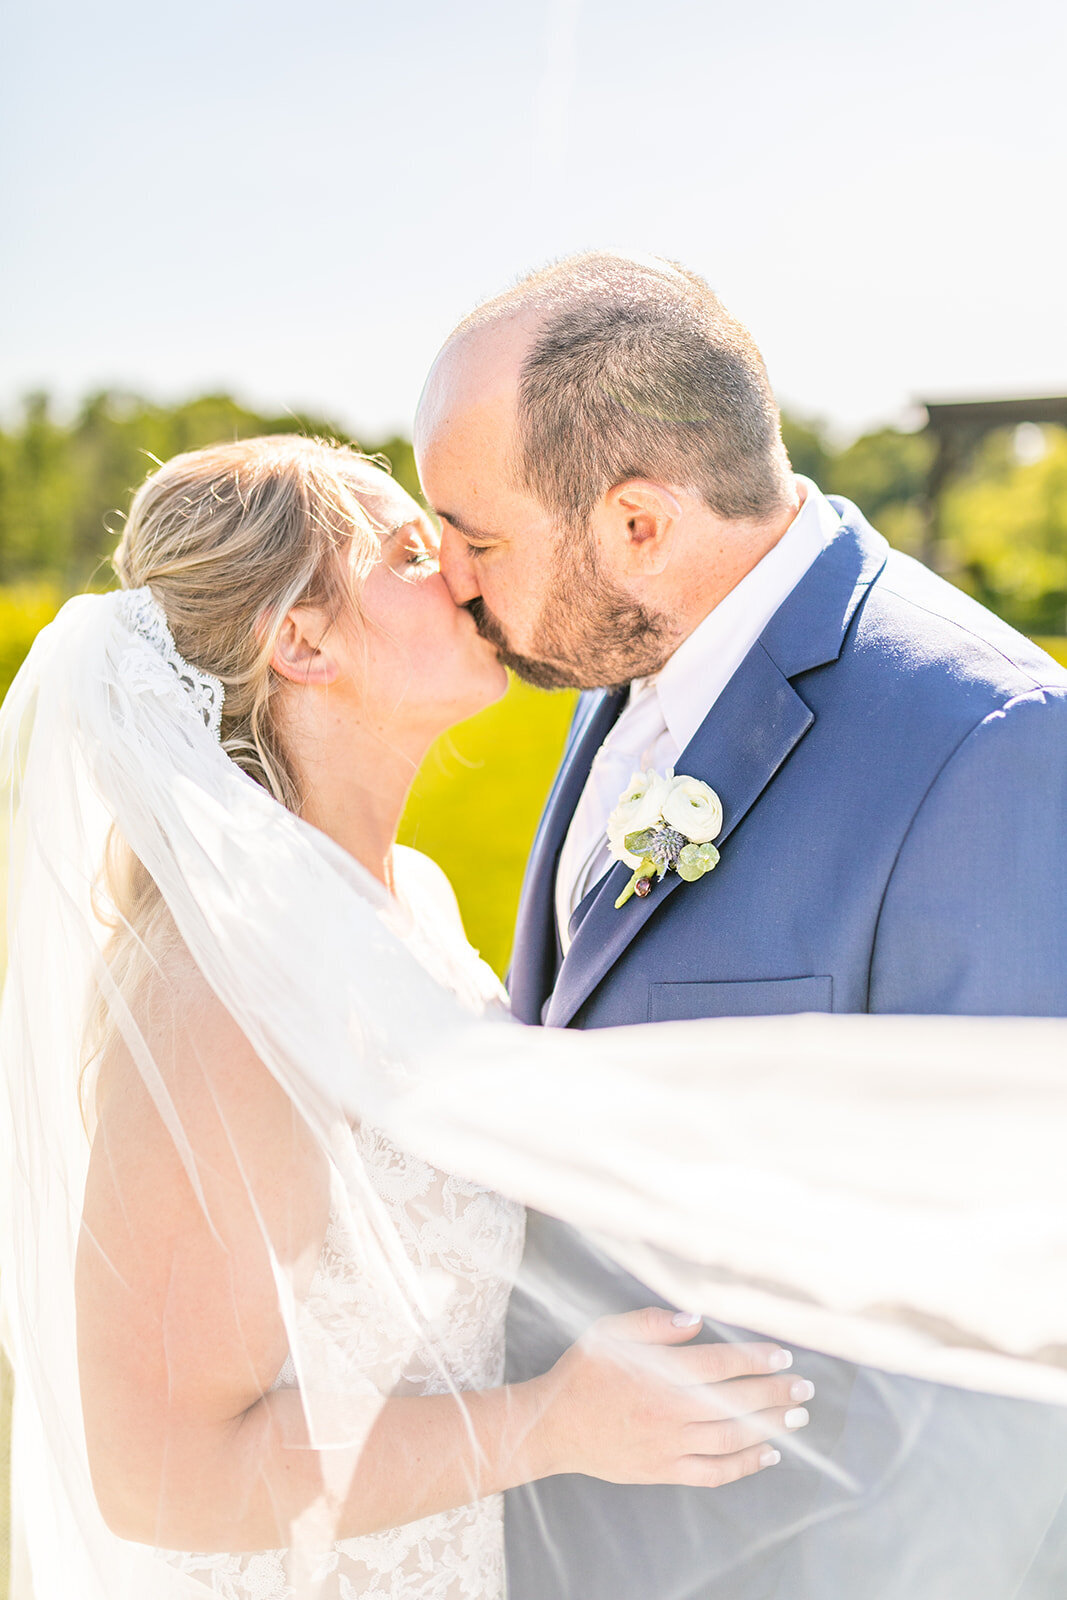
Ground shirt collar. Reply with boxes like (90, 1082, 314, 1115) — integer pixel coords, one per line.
(635, 477, 841, 759)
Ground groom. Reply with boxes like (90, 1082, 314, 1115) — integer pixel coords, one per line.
(414, 252, 1067, 1598)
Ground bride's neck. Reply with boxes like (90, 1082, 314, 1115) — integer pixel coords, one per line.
(281, 706, 431, 893)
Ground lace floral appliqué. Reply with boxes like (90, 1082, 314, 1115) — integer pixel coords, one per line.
(118, 586, 225, 739)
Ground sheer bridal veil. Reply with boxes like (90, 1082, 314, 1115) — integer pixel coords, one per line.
(1, 586, 1066, 1598)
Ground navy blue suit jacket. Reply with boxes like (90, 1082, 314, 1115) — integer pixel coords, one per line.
(505, 505, 1067, 1599)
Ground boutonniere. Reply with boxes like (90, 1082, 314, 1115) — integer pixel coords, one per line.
(607, 769, 724, 909)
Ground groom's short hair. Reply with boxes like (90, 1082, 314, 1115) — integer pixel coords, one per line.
(453, 251, 793, 527)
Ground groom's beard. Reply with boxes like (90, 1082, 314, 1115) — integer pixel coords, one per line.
(467, 538, 674, 692)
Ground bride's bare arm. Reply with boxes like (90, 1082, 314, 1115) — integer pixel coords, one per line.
(76, 979, 806, 1552)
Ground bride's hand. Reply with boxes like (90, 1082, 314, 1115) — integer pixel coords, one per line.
(536, 1306, 812, 1488)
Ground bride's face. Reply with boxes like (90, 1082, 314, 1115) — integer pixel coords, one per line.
(339, 475, 509, 742)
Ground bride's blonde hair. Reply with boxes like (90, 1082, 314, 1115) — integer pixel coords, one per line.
(86, 434, 395, 1113)
(115, 433, 387, 806)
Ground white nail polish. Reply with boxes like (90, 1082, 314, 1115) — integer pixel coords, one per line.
(790, 1379, 815, 1403)
(767, 1350, 793, 1370)
(671, 1310, 702, 1328)
(784, 1406, 810, 1430)
(759, 1447, 782, 1467)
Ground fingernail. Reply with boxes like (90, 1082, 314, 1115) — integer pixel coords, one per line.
(767, 1350, 793, 1370)
(784, 1407, 810, 1430)
(671, 1311, 702, 1328)
(759, 1447, 782, 1467)
(790, 1379, 815, 1403)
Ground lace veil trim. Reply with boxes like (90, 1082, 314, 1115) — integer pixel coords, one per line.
(117, 586, 225, 739)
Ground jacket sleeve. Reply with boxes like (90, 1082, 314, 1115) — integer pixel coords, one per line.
(869, 685, 1067, 1016)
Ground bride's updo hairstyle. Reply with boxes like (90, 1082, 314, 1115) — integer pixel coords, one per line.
(87, 435, 393, 1105)
(114, 433, 387, 810)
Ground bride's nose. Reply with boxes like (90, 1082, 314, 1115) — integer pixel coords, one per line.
(438, 525, 481, 608)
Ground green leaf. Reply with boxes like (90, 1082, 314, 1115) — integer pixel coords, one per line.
(623, 827, 657, 855)
(676, 841, 720, 882)
(614, 871, 639, 909)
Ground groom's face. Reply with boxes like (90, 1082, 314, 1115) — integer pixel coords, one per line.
(415, 332, 670, 691)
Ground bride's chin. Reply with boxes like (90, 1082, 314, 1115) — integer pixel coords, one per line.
(443, 662, 509, 730)
(487, 658, 510, 700)
(471, 658, 510, 711)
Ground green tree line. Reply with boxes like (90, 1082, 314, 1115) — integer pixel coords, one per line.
(782, 412, 1067, 637)
(0, 390, 420, 589)
(0, 390, 1065, 700)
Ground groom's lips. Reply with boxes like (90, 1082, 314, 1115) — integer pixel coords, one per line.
(465, 598, 576, 687)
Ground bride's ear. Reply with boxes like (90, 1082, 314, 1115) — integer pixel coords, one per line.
(268, 607, 341, 687)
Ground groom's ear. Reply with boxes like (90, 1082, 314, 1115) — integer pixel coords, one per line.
(591, 479, 682, 578)
(268, 607, 341, 687)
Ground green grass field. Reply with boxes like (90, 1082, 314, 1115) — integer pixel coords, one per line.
(1035, 637, 1067, 666)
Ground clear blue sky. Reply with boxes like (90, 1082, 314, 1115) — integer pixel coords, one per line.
(3, 0, 1065, 444)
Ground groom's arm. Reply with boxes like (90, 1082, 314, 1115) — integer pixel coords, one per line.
(869, 685, 1067, 1016)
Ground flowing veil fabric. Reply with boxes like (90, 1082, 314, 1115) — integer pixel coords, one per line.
(1, 590, 1066, 1598)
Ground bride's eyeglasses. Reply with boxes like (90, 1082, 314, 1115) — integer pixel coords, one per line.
(384, 517, 441, 576)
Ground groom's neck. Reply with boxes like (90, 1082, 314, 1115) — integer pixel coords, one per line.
(655, 485, 803, 658)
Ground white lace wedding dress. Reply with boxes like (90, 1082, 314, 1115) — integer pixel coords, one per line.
(156, 847, 526, 1600)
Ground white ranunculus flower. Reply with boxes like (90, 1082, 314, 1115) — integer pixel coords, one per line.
(662, 773, 723, 844)
(606, 769, 670, 867)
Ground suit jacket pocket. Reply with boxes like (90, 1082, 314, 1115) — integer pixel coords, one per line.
(647, 975, 834, 1022)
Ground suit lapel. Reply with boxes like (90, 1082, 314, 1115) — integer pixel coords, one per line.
(508, 689, 625, 1023)
(546, 646, 814, 1026)
(545, 509, 889, 1029)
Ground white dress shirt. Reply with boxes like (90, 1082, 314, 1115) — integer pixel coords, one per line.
(554, 478, 841, 954)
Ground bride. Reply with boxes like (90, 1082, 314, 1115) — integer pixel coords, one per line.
(3, 436, 809, 1600)
(2, 433, 1066, 1600)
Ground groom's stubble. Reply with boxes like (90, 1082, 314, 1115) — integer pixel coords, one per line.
(466, 518, 676, 693)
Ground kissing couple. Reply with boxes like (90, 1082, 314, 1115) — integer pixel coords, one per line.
(3, 251, 1067, 1600)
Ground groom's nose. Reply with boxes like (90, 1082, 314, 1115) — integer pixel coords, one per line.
(438, 524, 481, 607)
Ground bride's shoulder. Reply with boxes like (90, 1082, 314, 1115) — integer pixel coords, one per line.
(392, 847, 510, 1014)
(393, 845, 466, 928)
